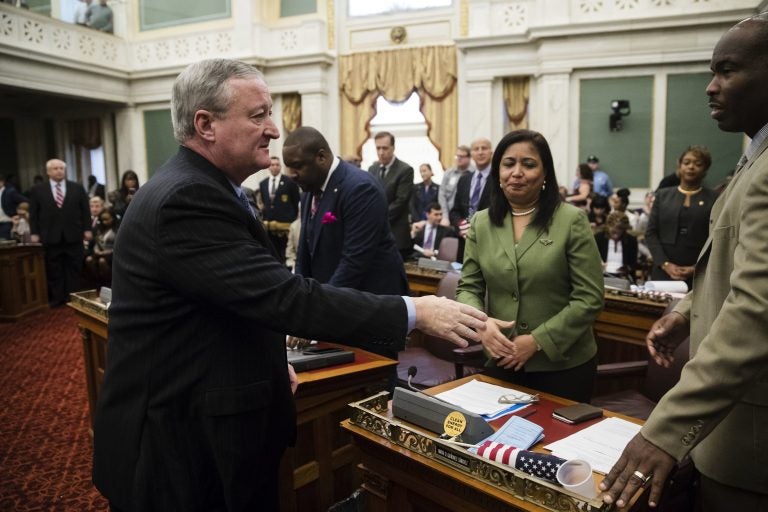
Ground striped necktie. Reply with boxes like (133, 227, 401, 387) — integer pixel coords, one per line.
(55, 182, 64, 208)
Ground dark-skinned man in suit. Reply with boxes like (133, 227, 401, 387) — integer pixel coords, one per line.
(601, 13, 768, 511)
(284, 126, 409, 384)
(28, 159, 91, 306)
(92, 58, 488, 512)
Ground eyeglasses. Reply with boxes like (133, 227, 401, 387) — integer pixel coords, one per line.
(455, 154, 470, 159)
(498, 392, 539, 404)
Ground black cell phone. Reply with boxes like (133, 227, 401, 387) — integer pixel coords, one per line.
(302, 346, 344, 355)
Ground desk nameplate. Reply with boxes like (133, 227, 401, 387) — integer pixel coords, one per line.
(348, 392, 607, 512)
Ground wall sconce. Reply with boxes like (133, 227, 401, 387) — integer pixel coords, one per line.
(609, 99, 631, 131)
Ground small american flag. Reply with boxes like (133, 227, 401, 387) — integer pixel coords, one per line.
(476, 441, 565, 483)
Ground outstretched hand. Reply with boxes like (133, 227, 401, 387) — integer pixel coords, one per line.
(600, 433, 676, 508)
(412, 296, 488, 347)
(646, 311, 689, 368)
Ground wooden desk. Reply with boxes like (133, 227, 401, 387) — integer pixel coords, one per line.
(67, 291, 397, 512)
(594, 293, 668, 366)
(342, 374, 646, 512)
(280, 346, 397, 512)
(0, 244, 48, 321)
(404, 262, 445, 296)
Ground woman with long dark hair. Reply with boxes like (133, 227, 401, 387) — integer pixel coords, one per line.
(109, 170, 140, 219)
(456, 130, 604, 402)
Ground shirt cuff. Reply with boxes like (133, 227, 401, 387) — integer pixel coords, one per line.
(402, 296, 416, 333)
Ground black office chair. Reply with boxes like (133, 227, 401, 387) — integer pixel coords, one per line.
(397, 271, 485, 388)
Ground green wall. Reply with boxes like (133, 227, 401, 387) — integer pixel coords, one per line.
(143, 109, 177, 178)
(665, 73, 743, 187)
(579, 76, 654, 189)
(281, 0, 317, 17)
(140, 0, 230, 31)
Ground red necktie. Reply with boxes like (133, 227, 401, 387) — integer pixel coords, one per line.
(55, 182, 64, 208)
(311, 192, 321, 218)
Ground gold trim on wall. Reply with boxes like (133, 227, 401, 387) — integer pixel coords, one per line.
(460, 0, 468, 37)
(327, 0, 335, 50)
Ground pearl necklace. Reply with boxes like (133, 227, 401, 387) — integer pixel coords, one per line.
(511, 206, 537, 217)
(677, 186, 703, 195)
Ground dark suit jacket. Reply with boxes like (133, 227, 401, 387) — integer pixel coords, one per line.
(259, 174, 300, 223)
(645, 186, 718, 280)
(28, 180, 90, 245)
(449, 170, 491, 226)
(93, 147, 407, 512)
(296, 159, 408, 296)
(368, 158, 413, 251)
(595, 231, 639, 275)
(449, 171, 491, 262)
(413, 224, 455, 256)
(1, 184, 27, 217)
(409, 182, 439, 221)
(89, 183, 106, 200)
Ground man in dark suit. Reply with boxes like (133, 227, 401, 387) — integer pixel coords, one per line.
(28, 159, 91, 306)
(409, 163, 439, 222)
(92, 58, 487, 512)
(367, 131, 413, 261)
(87, 174, 106, 200)
(449, 137, 492, 262)
(259, 156, 300, 264)
(411, 202, 455, 259)
(285, 126, 409, 361)
(0, 173, 28, 239)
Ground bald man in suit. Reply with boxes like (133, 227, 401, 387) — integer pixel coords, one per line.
(602, 14, 768, 511)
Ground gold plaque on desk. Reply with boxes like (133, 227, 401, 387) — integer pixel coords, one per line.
(69, 289, 109, 321)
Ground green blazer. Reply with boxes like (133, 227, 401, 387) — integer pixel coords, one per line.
(456, 203, 604, 372)
(643, 134, 768, 492)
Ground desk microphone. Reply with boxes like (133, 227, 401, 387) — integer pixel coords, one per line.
(406, 366, 456, 407)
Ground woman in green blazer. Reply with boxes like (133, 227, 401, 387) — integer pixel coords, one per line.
(456, 130, 604, 402)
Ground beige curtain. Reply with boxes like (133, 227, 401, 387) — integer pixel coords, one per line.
(282, 93, 302, 135)
(339, 45, 458, 169)
(67, 118, 101, 184)
(503, 77, 530, 131)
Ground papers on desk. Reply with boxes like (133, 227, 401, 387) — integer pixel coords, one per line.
(434, 379, 534, 419)
(543, 417, 641, 474)
(470, 415, 544, 453)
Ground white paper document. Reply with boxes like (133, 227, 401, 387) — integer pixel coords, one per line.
(543, 417, 641, 475)
(434, 379, 533, 418)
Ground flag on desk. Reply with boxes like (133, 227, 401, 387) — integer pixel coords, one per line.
(476, 441, 566, 483)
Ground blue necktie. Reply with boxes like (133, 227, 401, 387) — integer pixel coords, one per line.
(469, 173, 484, 216)
(237, 188, 255, 218)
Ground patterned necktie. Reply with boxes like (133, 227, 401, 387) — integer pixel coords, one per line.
(379, 165, 386, 180)
(236, 188, 255, 218)
(55, 182, 64, 208)
(311, 192, 321, 218)
(733, 154, 749, 177)
(469, 173, 484, 216)
(424, 226, 434, 250)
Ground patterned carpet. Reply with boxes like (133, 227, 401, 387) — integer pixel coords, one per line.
(0, 306, 108, 511)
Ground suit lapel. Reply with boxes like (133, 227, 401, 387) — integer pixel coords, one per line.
(495, 215, 519, 272)
(310, 164, 345, 253)
(514, 219, 547, 261)
(696, 137, 768, 263)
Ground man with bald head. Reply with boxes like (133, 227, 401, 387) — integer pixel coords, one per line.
(283, 126, 408, 364)
(449, 137, 492, 262)
(28, 158, 91, 306)
(601, 12, 768, 511)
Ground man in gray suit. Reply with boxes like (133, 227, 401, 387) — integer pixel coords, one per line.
(601, 13, 768, 511)
(93, 59, 487, 512)
(368, 131, 414, 261)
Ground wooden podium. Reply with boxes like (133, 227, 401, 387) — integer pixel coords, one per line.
(0, 244, 48, 321)
(67, 291, 397, 512)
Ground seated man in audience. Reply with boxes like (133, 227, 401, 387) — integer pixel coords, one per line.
(411, 202, 455, 259)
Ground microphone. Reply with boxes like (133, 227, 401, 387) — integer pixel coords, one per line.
(406, 366, 457, 407)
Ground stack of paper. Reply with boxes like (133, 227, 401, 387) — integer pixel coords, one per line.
(470, 415, 544, 453)
(543, 417, 641, 474)
(435, 379, 535, 419)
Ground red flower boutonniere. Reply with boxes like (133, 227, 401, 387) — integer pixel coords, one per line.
(321, 212, 338, 224)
